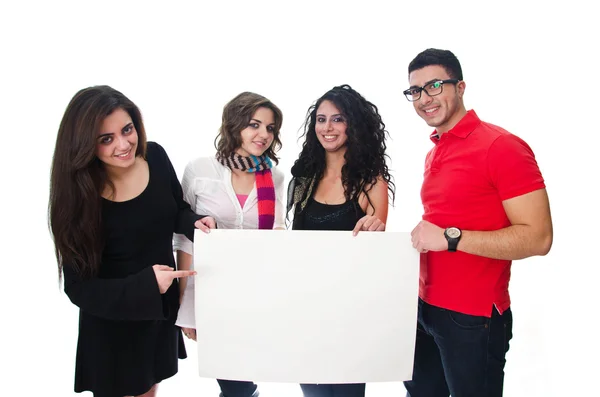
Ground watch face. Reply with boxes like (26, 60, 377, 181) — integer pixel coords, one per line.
(446, 227, 461, 239)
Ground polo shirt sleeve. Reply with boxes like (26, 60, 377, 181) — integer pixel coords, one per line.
(487, 133, 546, 201)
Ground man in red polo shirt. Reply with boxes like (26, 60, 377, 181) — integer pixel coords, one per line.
(402, 48, 553, 397)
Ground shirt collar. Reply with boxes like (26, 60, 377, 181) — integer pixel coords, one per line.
(429, 110, 481, 143)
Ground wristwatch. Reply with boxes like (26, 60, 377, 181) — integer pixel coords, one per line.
(444, 227, 462, 252)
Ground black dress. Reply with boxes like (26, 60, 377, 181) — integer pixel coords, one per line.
(292, 195, 367, 397)
(62, 142, 202, 397)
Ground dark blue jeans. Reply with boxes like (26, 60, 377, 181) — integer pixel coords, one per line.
(217, 379, 258, 397)
(300, 383, 365, 397)
(404, 299, 513, 397)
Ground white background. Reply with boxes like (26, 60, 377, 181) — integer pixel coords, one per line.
(0, 0, 596, 396)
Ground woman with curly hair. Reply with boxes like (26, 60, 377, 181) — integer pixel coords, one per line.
(287, 84, 395, 397)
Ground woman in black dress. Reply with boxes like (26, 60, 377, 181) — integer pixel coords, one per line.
(49, 85, 215, 397)
(287, 84, 396, 397)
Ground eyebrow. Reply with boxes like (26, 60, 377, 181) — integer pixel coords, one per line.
(316, 113, 343, 118)
(251, 118, 276, 126)
(97, 122, 133, 139)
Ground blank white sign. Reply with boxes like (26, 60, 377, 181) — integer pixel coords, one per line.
(191, 229, 419, 384)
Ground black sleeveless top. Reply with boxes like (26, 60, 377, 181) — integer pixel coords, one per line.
(292, 197, 366, 231)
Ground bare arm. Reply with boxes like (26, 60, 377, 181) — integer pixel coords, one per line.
(411, 188, 553, 260)
(353, 178, 389, 234)
(458, 188, 553, 259)
(361, 177, 389, 222)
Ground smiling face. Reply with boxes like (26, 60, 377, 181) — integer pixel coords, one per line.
(236, 107, 276, 157)
(408, 65, 466, 134)
(95, 108, 138, 170)
(315, 100, 348, 153)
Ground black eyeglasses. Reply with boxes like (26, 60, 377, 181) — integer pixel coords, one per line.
(403, 79, 460, 102)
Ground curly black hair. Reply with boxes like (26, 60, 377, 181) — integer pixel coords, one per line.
(289, 84, 395, 214)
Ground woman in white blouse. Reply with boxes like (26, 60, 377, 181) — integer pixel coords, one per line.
(174, 92, 285, 397)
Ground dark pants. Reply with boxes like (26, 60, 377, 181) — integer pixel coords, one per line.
(404, 299, 513, 397)
(217, 379, 259, 397)
(300, 383, 365, 397)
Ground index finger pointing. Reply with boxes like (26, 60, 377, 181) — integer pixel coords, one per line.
(171, 270, 197, 279)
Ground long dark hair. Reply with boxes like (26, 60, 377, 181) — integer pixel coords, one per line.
(290, 84, 395, 214)
(215, 91, 283, 164)
(49, 85, 147, 280)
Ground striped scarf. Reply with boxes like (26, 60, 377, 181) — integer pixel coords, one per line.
(217, 153, 275, 229)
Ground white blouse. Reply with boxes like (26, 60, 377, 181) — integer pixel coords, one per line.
(174, 156, 286, 328)
(173, 156, 286, 255)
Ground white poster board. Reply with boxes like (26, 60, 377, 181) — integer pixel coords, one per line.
(185, 229, 419, 383)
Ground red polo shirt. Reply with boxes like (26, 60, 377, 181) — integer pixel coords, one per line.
(420, 110, 545, 317)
